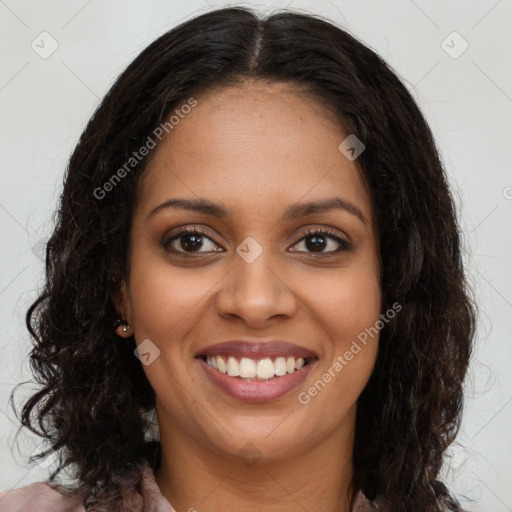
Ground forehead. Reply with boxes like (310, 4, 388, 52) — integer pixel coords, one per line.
(136, 80, 371, 223)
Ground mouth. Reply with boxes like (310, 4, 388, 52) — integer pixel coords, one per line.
(195, 340, 318, 402)
(198, 354, 316, 381)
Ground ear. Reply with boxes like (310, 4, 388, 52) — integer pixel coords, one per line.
(111, 280, 133, 337)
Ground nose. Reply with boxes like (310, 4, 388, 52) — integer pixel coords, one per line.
(215, 244, 298, 328)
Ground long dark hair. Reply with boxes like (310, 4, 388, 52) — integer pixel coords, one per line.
(12, 6, 476, 511)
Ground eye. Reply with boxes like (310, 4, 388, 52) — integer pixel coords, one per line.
(161, 226, 351, 257)
(161, 227, 224, 255)
(290, 228, 351, 255)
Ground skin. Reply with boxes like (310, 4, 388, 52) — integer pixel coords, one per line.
(114, 80, 381, 512)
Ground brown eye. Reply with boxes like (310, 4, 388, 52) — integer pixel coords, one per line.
(162, 229, 223, 255)
(291, 229, 351, 255)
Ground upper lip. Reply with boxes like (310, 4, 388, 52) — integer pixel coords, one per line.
(196, 338, 318, 359)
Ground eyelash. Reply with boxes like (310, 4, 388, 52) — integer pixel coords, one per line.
(161, 226, 351, 257)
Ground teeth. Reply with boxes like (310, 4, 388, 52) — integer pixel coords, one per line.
(216, 356, 226, 373)
(227, 356, 241, 377)
(294, 357, 305, 370)
(274, 357, 287, 376)
(257, 358, 275, 379)
(240, 357, 256, 378)
(205, 355, 308, 379)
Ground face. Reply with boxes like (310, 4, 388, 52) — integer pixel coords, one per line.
(116, 80, 381, 463)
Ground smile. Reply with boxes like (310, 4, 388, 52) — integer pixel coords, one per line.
(198, 357, 318, 402)
(196, 339, 318, 401)
(202, 355, 311, 381)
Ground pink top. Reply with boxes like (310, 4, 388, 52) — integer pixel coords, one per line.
(0, 461, 379, 511)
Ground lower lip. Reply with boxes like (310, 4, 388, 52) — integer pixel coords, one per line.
(199, 358, 316, 402)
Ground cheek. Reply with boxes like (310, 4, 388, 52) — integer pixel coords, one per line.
(295, 286, 379, 433)
(128, 253, 213, 341)
(126, 254, 211, 417)
(309, 262, 381, 345)
(301, 259, 381, 395)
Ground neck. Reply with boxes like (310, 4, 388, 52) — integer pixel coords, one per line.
(154, 412, 356, 512)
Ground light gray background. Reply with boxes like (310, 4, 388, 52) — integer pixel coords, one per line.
(1, 1, 511, 511)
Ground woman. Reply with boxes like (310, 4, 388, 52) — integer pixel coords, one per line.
(0, 6, 475, 512)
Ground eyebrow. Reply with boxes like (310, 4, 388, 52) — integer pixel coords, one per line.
(147, 197, 368, 226)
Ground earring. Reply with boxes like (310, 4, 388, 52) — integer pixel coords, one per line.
(113, 319, 125, 329)
(114, 318, 131, 336)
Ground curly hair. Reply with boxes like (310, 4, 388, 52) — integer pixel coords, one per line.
(12, 6, 476, 511)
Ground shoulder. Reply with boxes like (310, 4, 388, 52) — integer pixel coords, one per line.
(0, 481, 85, 512)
